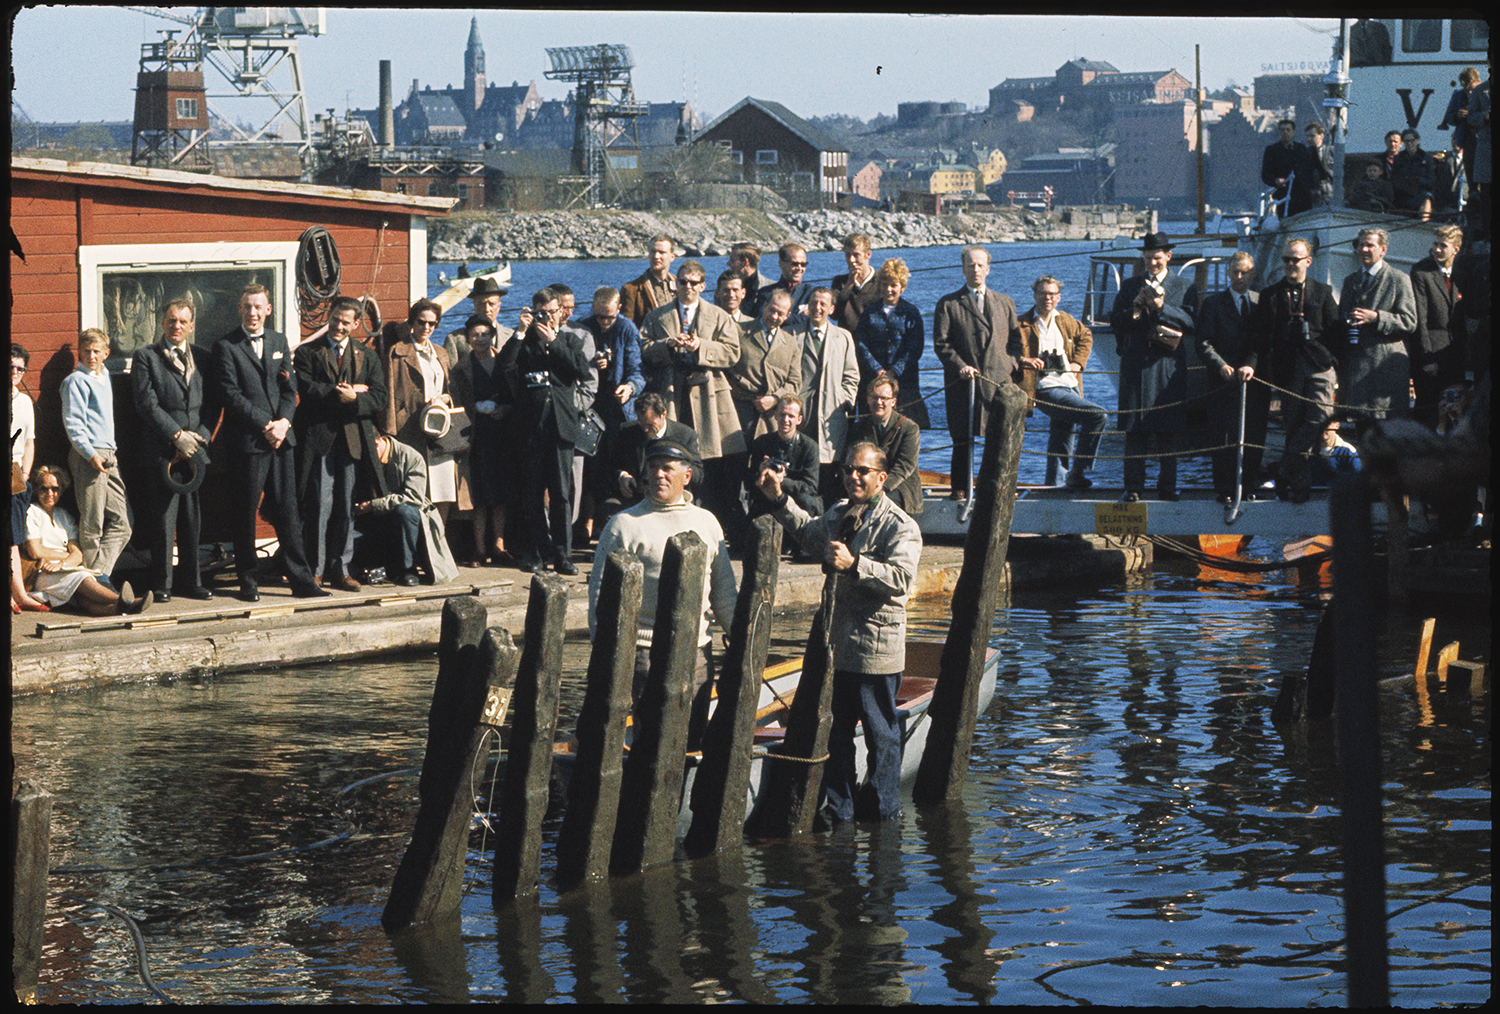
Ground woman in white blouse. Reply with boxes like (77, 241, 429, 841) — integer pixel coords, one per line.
(22, 465, 149, 615)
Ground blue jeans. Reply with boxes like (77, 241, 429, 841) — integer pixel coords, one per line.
(823, 670, 903, 821)
(1034, 386, 1107, 484)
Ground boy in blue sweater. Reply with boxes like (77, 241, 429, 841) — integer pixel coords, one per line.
(61, 329, 131, 577)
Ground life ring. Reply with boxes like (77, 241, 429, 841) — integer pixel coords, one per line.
(359, 295, 382, 336)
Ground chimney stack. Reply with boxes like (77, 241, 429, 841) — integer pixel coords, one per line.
(379, 60, 394, 148)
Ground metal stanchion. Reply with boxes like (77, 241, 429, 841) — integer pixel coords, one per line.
(1226, 379, 1247, 524)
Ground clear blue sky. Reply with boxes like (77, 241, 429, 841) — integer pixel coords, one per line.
(10, 8, 1341, 126)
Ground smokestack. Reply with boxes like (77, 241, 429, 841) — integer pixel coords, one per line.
(379, 60, 394, 148)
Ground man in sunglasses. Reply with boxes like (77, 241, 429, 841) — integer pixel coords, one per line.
(1251, 237, 1341, 503)
(755, 440, 922, 823)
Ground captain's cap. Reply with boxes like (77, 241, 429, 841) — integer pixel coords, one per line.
(644, 438, 696, 466)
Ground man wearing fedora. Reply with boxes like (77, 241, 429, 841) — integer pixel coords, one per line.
(293, 296, 388, 592)
(131, 299, 217, 602)
(446, 275, 513, 371)
(1108, 232, 1199, 502)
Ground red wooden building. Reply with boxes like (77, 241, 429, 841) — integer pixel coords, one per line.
(9, 155, 453, 546)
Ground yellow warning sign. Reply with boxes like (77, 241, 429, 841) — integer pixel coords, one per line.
(1095, 501, 1148, 535)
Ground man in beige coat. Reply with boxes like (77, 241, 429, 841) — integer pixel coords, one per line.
(798, 286, 861, 506)
(728, 289, 803, 449)
(640, 260, 744, 545)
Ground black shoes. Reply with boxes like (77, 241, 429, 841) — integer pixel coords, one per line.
(395, 571, 420, 587)
(238, 585, 260, 603)
(554, 559, 579, 577)
(1064, 474, 1094, 490)
(181, 586, 213, 600)
(291, 583, 331, 599)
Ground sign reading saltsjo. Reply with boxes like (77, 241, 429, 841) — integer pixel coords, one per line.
(1095, 501, 1148, 536)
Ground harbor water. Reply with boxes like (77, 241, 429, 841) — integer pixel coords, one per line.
(14, 558, 1490, 1004)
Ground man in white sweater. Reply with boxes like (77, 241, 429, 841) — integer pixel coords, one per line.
(589, 438, 737, 747)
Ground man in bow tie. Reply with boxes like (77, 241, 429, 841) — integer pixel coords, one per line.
(211, 284, 327, 601)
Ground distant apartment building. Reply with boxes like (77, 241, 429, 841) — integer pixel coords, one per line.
(1252, 73, 1328, 130)
(692, 97, 848, 209)
(996, 146, 1116, 206)
(1113, 101, 1201, 213)
(1206, 106, 1285, 210)
(850, 160, 883, 203)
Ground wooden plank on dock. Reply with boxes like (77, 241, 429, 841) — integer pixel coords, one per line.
(556, 553, 642, 890)
(382, 596, 499, 932)
(11, 780, 52, 1003)
(493, 574, 570, 903)
(611, 531, 707, 874)
(685, 515, 781, 858)
(916, 382, 1025, 804)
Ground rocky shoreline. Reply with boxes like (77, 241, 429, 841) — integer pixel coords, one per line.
(428, 206, 1153, 262)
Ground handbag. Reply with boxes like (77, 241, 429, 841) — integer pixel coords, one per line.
(427, 407, 472, 456)
(574, 406, 606, 458)
(1150, 325, 1183, 352)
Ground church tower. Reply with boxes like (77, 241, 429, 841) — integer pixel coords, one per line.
(463, 17, 485, 112)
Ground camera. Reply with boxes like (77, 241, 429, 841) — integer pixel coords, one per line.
(1286, 316, 1310, 343)
(525, 370, 550, 389)
(765, 457, 789, 475)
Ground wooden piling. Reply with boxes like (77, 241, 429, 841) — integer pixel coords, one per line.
(915, 381, 1025, 804)
(748, 575, 837, 837)
(611, 531, 708, 874)
(12, 780, 52, 1003)
(383, 597, 515, 932)
(685, 515, 782, 858)
(493, 574, 570, 903)
(1330, 471, 1390, 1006)
(1435, 641, 1460, 683)
(556, 552, 643, 889)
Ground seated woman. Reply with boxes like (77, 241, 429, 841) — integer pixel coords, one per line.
(22, 465, 149, 615)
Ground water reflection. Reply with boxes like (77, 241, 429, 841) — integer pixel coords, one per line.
(14, 564, 1490, 1005)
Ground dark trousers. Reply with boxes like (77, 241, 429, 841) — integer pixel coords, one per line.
(1279, 361, 1336, 495)
(823, 670, 903, 821)
(302, 442, 357, 581)
(520, 415, 574, 566)
(698, 456, 746, 550)
(144, 474, 201, 594)
(1123, 431, 1179, 495)
(354, 503, 421, 576)
(231, 448, 314, 589)
(1206, 381, 1271, 496)
(949, 383, 980, 496)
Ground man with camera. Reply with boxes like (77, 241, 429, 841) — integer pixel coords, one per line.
(754, 440, 922, 822)
(513, 287, 592, 575)
(1012, 275, 1106, 490)
(1252, 237, 1341, 502)
(744, 394, 821, 523)
(1108, 232, 1199, 502)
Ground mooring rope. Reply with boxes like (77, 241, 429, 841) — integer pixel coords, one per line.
(58, 893, 174, 1004)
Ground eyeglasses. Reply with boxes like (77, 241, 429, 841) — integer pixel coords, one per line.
(38, 485, 60, 494)
(413, 318, 438, 331)
(10, 365, 26, 373)
(786, 260, 808, 268)
(841, 465, 880, 478)
(680, 278, 706, 288)
(870, 394, 896, 404)
(1282, 256, 1309, 264)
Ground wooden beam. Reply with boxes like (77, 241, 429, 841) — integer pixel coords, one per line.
(556, 552, 642, 889)
(493, 574, 570, 903)
(916, 381, 1025, 803)
(685, 515, 781, 857)
(11, 780, 52, 1004)
(611, 531, 707, 874)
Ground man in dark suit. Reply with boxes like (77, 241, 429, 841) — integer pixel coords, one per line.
(131, 299, 217, 602)
(1253, 237, 1341, 502)
(932, 245, 1020, 499)
(211, 283, 327, 601)
(1195, 252, 1268, 501)
(754, 242, 815, 332)
(293, 296, 388, 591)
(1339, 227, 1418, 424)
(1109, 233, 1199, 502)
(513, 287, 593, 575)
(599, 390, 700, 526)
(1261, 120, 1314, 218)
(1410, 226, 1466, 426)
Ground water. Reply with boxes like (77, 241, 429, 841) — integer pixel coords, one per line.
(426, 239, 1199, 490)
(14, 560, 1490, 1005)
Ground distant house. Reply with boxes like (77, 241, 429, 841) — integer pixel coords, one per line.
(1206, 107, 1283, 210)
(1112, 101, 1202, 213)
(993, 145, 1116, 206)
(987, 59, 1191, 124)
(1252, 74, 1329, 131)
(850, 160, 883, 203)
(692, 96, 848, 209)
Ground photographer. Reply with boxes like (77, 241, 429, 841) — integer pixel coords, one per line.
(1252, 237, 1341, 502)
(744, 394, 821, 523)
(1012, 275, 1106, 490)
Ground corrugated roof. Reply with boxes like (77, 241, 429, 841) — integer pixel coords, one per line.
(697, 97, 847, 154)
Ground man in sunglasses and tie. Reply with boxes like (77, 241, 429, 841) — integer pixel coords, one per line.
(755, 440, 922, 823)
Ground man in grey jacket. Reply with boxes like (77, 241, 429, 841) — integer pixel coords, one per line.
(756, 440, 922, 821)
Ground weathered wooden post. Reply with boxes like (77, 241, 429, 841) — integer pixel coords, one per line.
(384, 597, 517, 931)
(556, 552, 643, 889)
(610, 531, 707, 875)
(748, 575, 837, 837)
(915, 381, 1025, 803)
(1330, 470, 1390, 1006)
(12, 780, 52, 1003)
(493, 574, 569, 903)
(684, 515, 781, 857)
